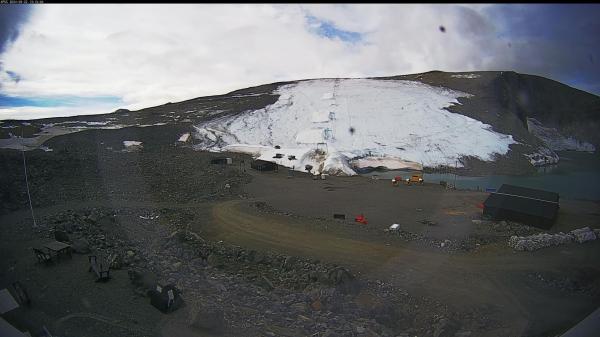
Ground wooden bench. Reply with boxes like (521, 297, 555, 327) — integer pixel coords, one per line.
(33, 248, 53, 264)
(88, 256, 110, 282)
(43, 241, 72, 261)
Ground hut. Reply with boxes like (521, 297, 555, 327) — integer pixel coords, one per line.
(211, 157, 232, 165)
(250, 160, 278, 172)
(482, 184, 559, 229)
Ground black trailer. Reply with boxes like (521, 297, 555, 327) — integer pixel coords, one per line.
(250, 160, 278, 172)
(211, 157, 232, 165)
(483, 184, 559, 229)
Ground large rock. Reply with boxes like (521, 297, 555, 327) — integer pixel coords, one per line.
(109, 253, 123, 270)
(327, 267, 358, 293)
(71, 238, 91, 254)
(282, 256, 298, 270)
(207, 254, 225, 268)
(260, 275, 275, 291)
(570, 227, 597, 243)
(188, 305, 225, 333)
(328, 267, 354, 285)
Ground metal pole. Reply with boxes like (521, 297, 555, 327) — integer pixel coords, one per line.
(454, 160, 457, 189)
(21, 130, 37, 228)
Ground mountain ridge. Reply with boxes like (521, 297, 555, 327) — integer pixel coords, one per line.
(1, 70, 598, 176)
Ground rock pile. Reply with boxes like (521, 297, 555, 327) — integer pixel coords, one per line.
(508, 227, 598, 251)
(571, 227, 598, 243)
(36, 206, 494, 336)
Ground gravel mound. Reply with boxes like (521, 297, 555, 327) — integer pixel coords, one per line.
(508, 227, 598, 251)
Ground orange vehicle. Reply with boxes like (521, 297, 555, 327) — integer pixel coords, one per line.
(406, 174, 424, 185)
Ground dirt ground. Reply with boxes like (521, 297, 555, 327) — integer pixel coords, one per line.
(243, 168, 600, 237)
(203, 169, 600, 337)
(2, 143, 599, 337)
(0, 204, 163, 337)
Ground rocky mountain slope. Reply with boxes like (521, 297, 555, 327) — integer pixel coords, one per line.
(1, 71, 598, 176)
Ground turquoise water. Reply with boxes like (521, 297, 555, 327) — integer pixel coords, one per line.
(362, 152, 600, 201)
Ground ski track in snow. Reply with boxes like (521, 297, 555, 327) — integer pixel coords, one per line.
(194, 79, 516, 175)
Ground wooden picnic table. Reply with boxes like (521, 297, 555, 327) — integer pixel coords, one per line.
(43, 241, 72, 260)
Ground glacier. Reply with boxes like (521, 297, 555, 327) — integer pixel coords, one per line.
(193, 79, 516, 175)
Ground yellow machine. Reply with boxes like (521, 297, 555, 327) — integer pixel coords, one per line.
(405, 174, 424, 185)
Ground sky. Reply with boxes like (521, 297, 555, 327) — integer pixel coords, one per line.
(0, 4, 599, 120)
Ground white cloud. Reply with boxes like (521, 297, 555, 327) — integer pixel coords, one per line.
(0, 4, 515, 119)
(0, 103, 121, 120)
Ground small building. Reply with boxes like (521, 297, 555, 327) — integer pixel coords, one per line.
(483, 184, 559, 229)
(210, 157, 232, 165)
(250, 160, 278, 171)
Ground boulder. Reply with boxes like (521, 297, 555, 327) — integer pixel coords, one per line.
(109, 253, 123, 269)
(328, 267, 354, 285)
(71, 238, 91, 254)
(283, 256, 298, 270)
(327, 267, 358, 293)
(570, 227, 597, 243)
(207, 254, 225, 268)
(260, 275, 275, 291)
(54, 230, 70, 243)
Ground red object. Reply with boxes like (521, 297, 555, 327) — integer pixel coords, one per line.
(476, 203, 484, 209)
(355, 214, 368, 224)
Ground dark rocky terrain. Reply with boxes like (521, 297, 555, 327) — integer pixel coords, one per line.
(386, 71, 600, 174)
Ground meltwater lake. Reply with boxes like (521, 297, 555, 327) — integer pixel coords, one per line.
(362, 151, 600, 201)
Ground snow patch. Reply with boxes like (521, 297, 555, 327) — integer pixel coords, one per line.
(178, 133, 191, 142)
(123, 140, 142, 147)
(194, 79, 515, 175)
(84, 121, 111, 126)
(138, 123, 167, 128)
(351, 156, 423, 171)
(527, 118, 595, 152)
(451, 74, 481, 79)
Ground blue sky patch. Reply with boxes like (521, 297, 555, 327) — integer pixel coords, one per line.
(0, 94, 123, 108)
(306, 15, 362, 43)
